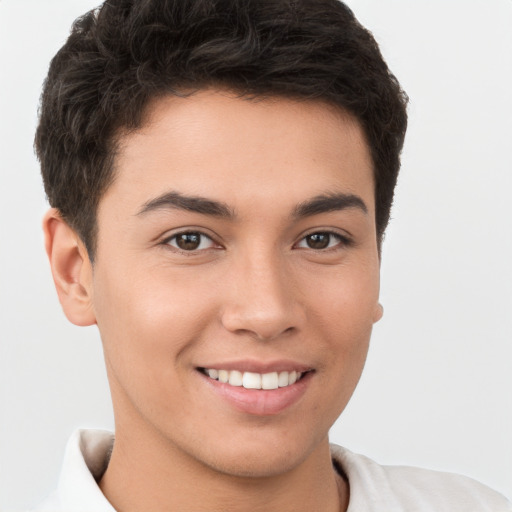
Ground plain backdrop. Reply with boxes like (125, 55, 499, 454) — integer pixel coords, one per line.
(0, 0, 511, 510)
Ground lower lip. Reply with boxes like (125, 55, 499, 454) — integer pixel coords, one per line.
(199, 371, 312, 416)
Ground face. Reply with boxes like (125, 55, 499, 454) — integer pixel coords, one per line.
(87, 90, 382, 477)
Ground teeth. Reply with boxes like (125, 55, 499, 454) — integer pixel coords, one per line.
(278, 371, 289, 387)
(203, 369, 303, 389)
(228, 370, 243, 387)
(207, 369, 219, 379)
(261, 372, 279, 390)
(242, 372, 261, 389)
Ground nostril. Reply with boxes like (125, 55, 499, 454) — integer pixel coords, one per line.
(219, 279, 304, 340)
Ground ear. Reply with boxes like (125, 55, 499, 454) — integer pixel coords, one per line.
(43, 208, 97, 326)
(373, 302, 384, 323)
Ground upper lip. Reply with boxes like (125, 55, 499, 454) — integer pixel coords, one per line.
(197, 359, 313, 374)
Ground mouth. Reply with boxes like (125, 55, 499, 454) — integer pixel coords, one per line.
(198, 368, 309, 390)
(196, 361, 314, 415)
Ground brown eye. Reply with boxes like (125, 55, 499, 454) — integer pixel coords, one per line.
(176, 233, 201, 250)
(166, 232, 215, 251)
(305, 233, 331, 249)
(296, 232, 348, 250)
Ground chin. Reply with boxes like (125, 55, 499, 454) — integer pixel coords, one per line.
(185, 426, 329, 479)
(202, 448, 308, 479)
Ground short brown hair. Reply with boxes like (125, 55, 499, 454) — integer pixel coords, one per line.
(35, 0, 408, 260)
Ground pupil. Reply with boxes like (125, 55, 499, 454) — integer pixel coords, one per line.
(307, 233, 330, 249)
(177, 233, 200, 250)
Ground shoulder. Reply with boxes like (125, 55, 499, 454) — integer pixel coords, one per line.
(330, 444, 512, 512)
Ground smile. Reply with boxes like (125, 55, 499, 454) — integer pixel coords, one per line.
(200, 368, 305, 390)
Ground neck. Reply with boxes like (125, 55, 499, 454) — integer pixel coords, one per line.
(99, 422, 348, 512)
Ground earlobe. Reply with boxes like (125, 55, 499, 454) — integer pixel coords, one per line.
(43, 208, 97, 327)
(373, 303, 384, 323)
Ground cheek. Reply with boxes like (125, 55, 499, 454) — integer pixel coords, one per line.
(91, 267, 225, 426)
(306, 260, 380, 335)
(91, 263, 217, 380)
(306, 262, 378, 396)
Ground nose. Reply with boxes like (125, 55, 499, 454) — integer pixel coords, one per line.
(220, 254, 303, 341)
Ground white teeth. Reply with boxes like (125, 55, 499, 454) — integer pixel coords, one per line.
(207, 369, 219, 379)
(242, 372, 261, 389)
(204, 369, 304, 389)
(228, 370, 243, 387)
(278, 371, 289, 387)
(261, 372, 279, 390)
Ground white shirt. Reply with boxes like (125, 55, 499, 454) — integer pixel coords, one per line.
(34, 429, 512, 512)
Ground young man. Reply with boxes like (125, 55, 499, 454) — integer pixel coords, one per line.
(32, 0, 511, 510)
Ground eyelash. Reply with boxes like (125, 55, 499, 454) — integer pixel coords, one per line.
(162, 230, 352, 253)
(163, 231, 219, 253)
(295, 231, 352, 251)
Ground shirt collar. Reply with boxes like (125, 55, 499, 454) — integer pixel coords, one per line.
(56, 429, 116, 511)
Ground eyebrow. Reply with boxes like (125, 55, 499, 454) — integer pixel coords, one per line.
(136, 190, 367, 220)
(136, 191, 235, 218)
(293, 193, 368, 218)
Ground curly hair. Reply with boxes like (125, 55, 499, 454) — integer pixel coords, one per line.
(35, 0, 408, 260)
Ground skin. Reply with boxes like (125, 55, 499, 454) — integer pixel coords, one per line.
(44, 89, 383, 512)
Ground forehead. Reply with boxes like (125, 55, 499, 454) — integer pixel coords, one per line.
(104, 89, 375, 217)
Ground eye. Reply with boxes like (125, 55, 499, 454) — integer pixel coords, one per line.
(165, 231, 217, 252)
(296, 232, 348, 250)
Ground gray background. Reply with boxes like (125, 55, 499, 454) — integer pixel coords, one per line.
(1, 0, 511, 510)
